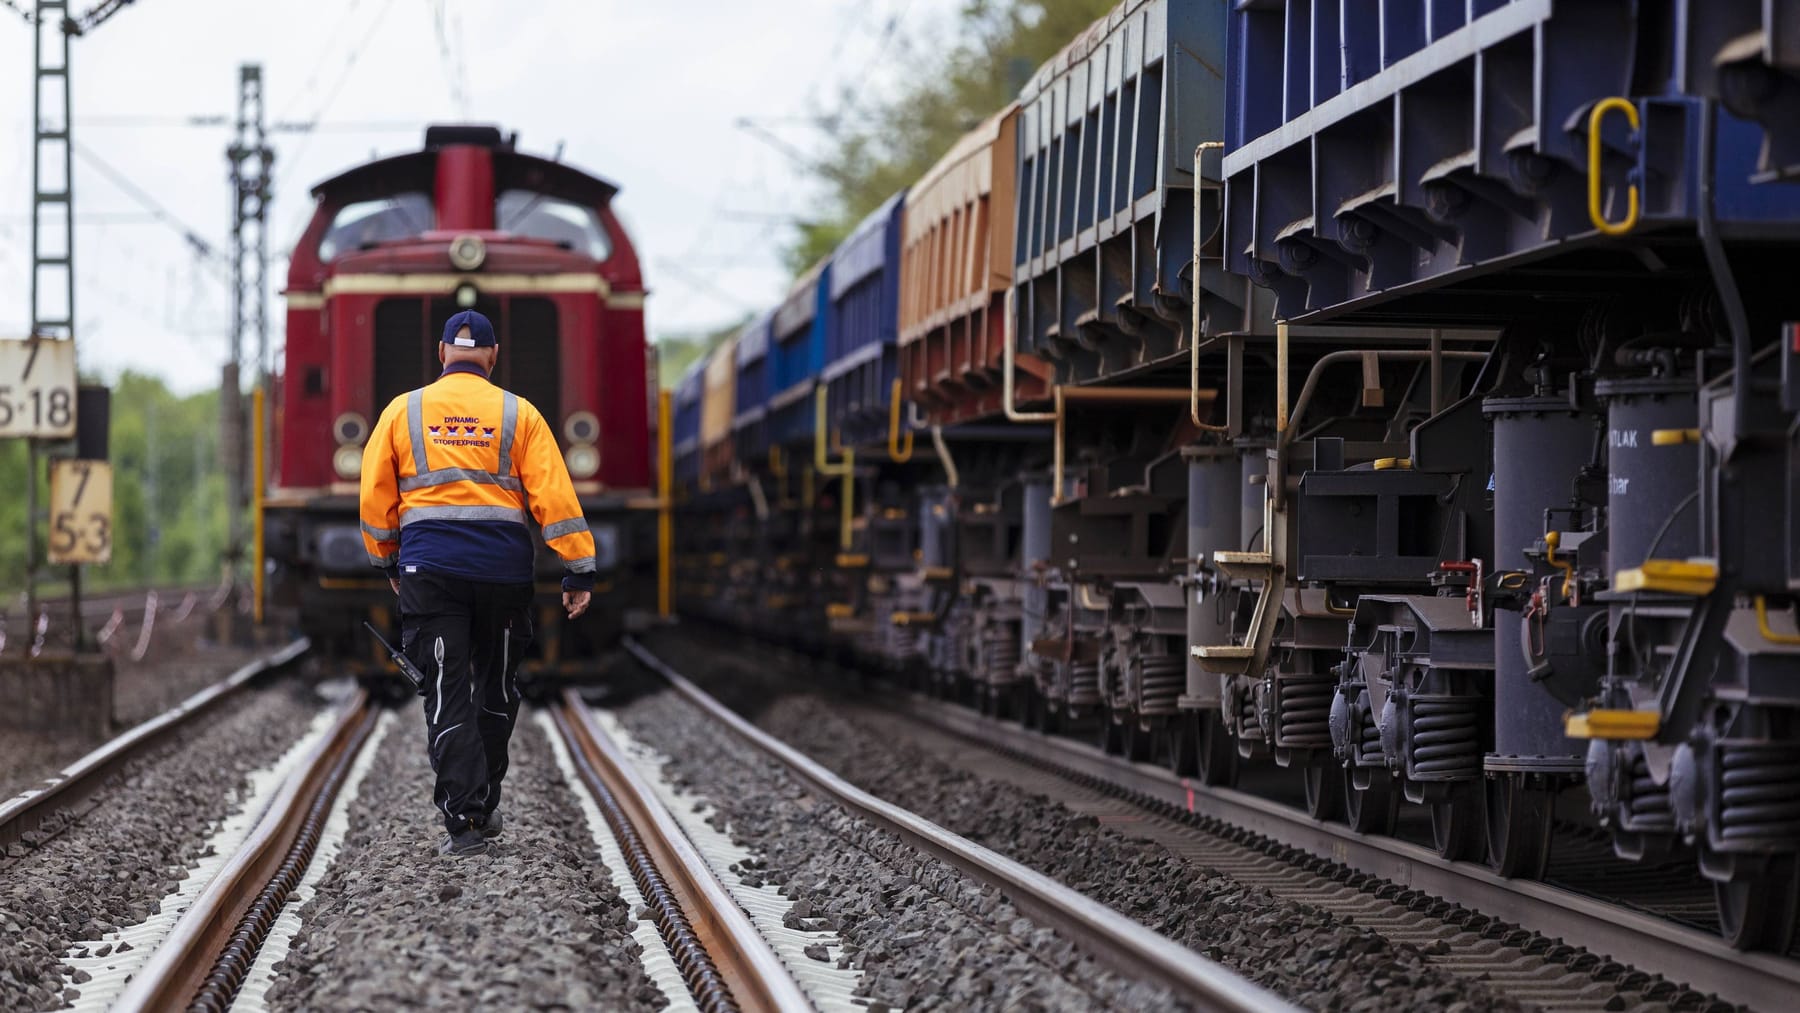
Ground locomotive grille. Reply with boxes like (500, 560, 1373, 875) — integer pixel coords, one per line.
(373, 298, 429, 410)
(359, 295, 559, 428)
(502, 297, 562, 430)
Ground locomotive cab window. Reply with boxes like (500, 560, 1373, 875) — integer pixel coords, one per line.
(318, 193, 435, 260)
(497, 189, 611, 260)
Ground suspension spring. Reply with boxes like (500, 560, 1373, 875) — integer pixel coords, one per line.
(1356, 701, 1384, 767)
(1407, 696, 1482, 780)
(1138, 654, 1185, 717)
(1068, 661, 1102, 709)
(1624, 750, 1675, 832)
(1276, 677, 1334, 749)
(939, 603, 973, 675)
(1717, 743, 1800, 842)
(1239, 688, 1264, 742)
(979, 621, 1021, 686)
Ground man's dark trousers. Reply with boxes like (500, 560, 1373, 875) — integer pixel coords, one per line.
(399, 571, 534, 833)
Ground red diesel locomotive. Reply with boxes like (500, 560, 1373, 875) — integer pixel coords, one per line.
(265, 125, 655, 672)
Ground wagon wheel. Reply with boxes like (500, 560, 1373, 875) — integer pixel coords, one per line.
(1716, 856, 1800, 952)
(1343, 768, 1399, 835)
(1302, 757, 1342, 821)
(1430, 783, 1486, 861)
(1484, 774, 1555, 880)
(1168, 711, 1198, 776)
(1119, 712, 1152, 764)
(1095, 704, 1124, 755)
(1195, 708, 1238, 788)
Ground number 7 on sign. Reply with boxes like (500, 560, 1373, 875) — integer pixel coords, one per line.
(0, 337, 76, 439)
(49, 459, 112, 565)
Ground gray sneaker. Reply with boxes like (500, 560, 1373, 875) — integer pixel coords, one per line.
(478, 810, 503, 840)
(439, 827, 489, 857)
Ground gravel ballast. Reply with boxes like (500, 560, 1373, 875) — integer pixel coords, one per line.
(263, 710, 665, 1012)
(604, 676, 1185, 1012)
(0, 640, 282, 802)
(0, 681, 325, 1011)
(645, 632, 1523, 1012)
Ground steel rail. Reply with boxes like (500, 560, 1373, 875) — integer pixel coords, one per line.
(113, 690, 377, 1012)
(622, 637, 1301, 1013)
(551, 691, 809, 1013)
(882, 688, 1800, 1013)
(0, 636, 310, 850)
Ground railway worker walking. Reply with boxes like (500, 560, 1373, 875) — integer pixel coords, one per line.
(359, 309, 597, 857)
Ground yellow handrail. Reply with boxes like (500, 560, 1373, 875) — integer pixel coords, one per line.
(1003, 287, 1057, 424)
(1191, 140, 1228, 432)
(887, 378, 914, 462)
(1587, 97, 1640, 236)
(1755, 596, 1800, 646)
(1545, 530, 1575, 601)
(814, 385, 855, 550)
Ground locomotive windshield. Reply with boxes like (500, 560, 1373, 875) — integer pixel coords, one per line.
(317, 192, 435, 260)
(497, 189, 611, 260)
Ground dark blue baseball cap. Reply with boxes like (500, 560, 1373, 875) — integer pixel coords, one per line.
(442, 309, 497, 347)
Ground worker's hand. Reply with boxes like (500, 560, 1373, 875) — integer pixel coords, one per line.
(563, 589, 591, 619)
(390, 577, 401, 596)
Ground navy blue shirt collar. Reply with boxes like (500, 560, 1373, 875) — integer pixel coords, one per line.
(441, 360, 490, 379)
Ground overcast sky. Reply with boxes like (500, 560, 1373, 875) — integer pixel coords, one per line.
(0, 0, 949, 393)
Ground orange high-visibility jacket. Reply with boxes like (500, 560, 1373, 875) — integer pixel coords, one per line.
(359, 366, 596, 586)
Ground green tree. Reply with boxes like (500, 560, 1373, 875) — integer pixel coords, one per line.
(654, 317, 750, 389)
(1, 372, 229, 598)
(787, 0, 1119, 272)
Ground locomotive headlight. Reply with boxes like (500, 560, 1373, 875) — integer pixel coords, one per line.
(563, 411, 600, 445)
(333, 411, 369, 445)
(565, 443, 601, 479)
(448, 234, 486, 271)
(455, 282, 479, 308)
(333, 444, 364, 480)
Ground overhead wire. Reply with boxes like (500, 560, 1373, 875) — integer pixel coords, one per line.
(273, 0, 402, 245)
(273, 0, 367, 123)
(428, 0, 469, 119)
(70, 140, 229, 279)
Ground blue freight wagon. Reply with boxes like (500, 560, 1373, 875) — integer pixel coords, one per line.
(1012, 0, 1243, 384)
(731, 311, 773, 469)
(824, 192, 907, 449)
(1220, 0, 1800, 323)
(671, 362, 704, 488)
(767, 259, 832, 448)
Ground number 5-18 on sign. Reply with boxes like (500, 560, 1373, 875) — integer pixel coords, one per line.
(0, 337, 77, 439)
(49, 459, 113, 565)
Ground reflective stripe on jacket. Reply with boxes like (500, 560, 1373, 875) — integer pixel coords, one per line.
(359, 366, 597, 586)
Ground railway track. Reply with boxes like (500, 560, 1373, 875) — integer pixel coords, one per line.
(113, 691, 379, 1011)
(621, 636, 1299, 1012)
(0, 637, 309, 852)
(862, 683, 1800, 1012)
(650, 630, 1800, 1013)
(546, 690, 810, 1012)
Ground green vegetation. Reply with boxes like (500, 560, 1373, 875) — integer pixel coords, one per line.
(654, 317, 749, 388)
(0, 372, 230, 598)
(786, 0, 1119, 272)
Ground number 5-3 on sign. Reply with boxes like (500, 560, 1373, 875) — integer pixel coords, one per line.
(0, 337, 77, 438)
(49, 459, 113, 565)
